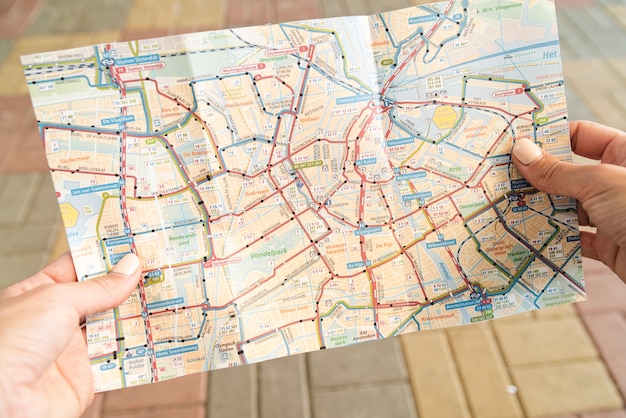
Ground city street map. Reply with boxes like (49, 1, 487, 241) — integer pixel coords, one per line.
(22, 0, 585, 391)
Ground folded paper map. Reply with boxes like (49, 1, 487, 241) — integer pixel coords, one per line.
(22, 0, 584, 391)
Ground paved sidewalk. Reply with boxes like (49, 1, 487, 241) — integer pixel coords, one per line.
(1, 0, 625, 417)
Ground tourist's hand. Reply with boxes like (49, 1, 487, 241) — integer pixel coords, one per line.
(512, 120, 626, 282)
(0, 253, 141, 418)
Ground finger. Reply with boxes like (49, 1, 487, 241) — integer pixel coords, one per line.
(580, 230, 626, 281)
(511, 137, 596, 200)
(67, 253, 142, 317)
(40, 252, 79, 283)
(0, 254, 141, 383)
(580, 230, 598, 260)
(576, 201, 591, 227)
(39, 253, 142, 321)
(570, 120, 626, 163)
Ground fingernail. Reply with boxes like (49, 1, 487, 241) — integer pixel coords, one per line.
(112, 253, 140, 276)
(513, 138, 543, 165)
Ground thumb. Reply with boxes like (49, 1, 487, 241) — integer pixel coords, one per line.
(511, 137, 593, 200)
(72, 253, 142, 317)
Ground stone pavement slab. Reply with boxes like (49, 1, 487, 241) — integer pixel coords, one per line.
(103, 373, 207, 412)
(311, 383, 417, 418)
(577, 258, 626, 315)
(493, 316, 597, 367)
(259, 355, 311, 418)
(580, 311, 626, 399)
(103, 405, 205, 418)
(26, 0, 133, 34)
(401, 331, 470, 418)
(207, 363, 258, 417)
(0, 253, 50, 289)
(0, 0, 42, 38)
(0, 173, 41, 225)
(308, 338, 407, 389)
(581, 411, 626, 418)
(512, 359, 623, 417)
(447, 325, 524, 418)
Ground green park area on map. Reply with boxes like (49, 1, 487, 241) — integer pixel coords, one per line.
(22, 0, 584, 391)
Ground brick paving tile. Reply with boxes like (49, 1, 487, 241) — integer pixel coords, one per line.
(512, 359, 623, 417)
(0, 0, 42, 38)
(26, 0, 85, 34)
(374, 0, 416, 13)
(532, 303, 576, 318)
(556, 10, 600, 60)
(541, 415, 577, 418)
(103, 373, 207, 412)
(25, 174, 60, 223)
(77, 2, 134, 33)
(580, 312, 626, 398)
(311, 383, 417, 418)
(566, 58, 626, 92)
(1, 146, 49, 173)
(0, 173, 41, 224)
(493, 316, 597, 367)
(208, 364, 257, 418)
(401, 331, 470, 418)
(562, 87, 598, 123)
(119, 30, 173, 43)
(0, 106, 37, 147)
(561, 7, 626, 58)
(0, 40, 14, 65)
(259, 355, 311, 418)
(308, 338, 407, 389)
(318, 0, 349, 18)
(275, 0, 319, 22)
(0, 253, 50, 288)
(490, 311, 534, 323)
(447, 326, 524, 418)
(70, 31, 123, 48)
(606, 4, 626, 28)
(577, 258, 626, 315)
(102, 405, 205, 418)
(0, 223, 58, 255)
(344, 1, 374, 16)
(0, 134, 21, 173)
(125, 0, 226, 33)
(577, 90, 626, 131)
(581, 410, 626, 418)
(556, 0, 596, 8)
(80, 395, 103, 418)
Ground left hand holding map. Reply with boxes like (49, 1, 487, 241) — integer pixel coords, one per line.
(0, 253, 141, 418)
